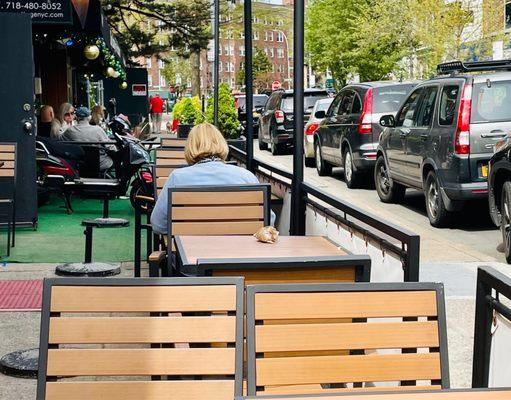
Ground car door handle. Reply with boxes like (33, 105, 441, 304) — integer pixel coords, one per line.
(481, 130, 507, 138)
(399, 131, 410, 138)
(420, 134, 428, 140)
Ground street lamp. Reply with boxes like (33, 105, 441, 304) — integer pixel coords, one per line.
(213, 0, 220, 126)
(273, 29, 292, 89)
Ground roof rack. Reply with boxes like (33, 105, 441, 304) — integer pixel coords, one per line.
(437, 60, 511, 75)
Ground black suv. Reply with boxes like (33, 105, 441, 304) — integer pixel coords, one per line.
(376, 60, 511, 227)
(258, 89, 329, 155)
(235, 94, 269, 135)
(313, 82, 416, 188)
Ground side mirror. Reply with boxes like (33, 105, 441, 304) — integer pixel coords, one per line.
(380, 114, 395, 128)
(315, 110, 326, 119)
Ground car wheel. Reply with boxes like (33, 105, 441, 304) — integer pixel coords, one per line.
(374, 156, 405, 203)
(305, 157, 315, 168)
(258, 127, 268, 151)
(500, 181, 511, 263)
(343, 148, 361, 189)
(425, 171, 451, 227)
(315, 141, 332, 176)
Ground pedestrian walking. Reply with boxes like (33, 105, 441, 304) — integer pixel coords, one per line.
(149, 94, 164, 134)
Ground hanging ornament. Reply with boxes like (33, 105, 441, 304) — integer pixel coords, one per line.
(83, 44, 100, 60)
(106, 67, 116, 77)
(120, 81, 128, 89)
(112, 70, 120, 78)
(71, 0, 90, 29)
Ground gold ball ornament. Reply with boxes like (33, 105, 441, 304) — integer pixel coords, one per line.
(120, 81, 128, 89)
(106, 67, 116, 77)
(84, 45, 100, 60)
(112, 70, 120, 78)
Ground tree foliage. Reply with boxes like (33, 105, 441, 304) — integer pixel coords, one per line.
(236, 47, 273, 91)
(161, 57, 193, 93)
(103, 0, 211, 63)
(206, 83, 240, 139)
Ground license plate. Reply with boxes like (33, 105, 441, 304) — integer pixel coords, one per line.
(481, 165, 488, 178)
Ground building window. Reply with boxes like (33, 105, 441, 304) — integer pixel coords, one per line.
(264, 31, 268, 41)
(253, 31, 259, 40)
(219, 46, 222, 55)
(224, 45, 229, 55)
(271, 64, 275, 73)
(240, 31, 245, 39)
(276, 31, 284, 42)
(219, 62, 223, 72)
(240, 45, 245, 56)
(148, 75, 153, 86)
(160, 75, 166, 87)
(507, 1, 511, 30)
(229, 45, 234, 56)
(277, 19, 283, 26)
(227, 30, 234, 39)
(268, 31, 274, 41)
(159, 60, 165, 69)
(146, 57, 152, 68)
(277, 48, 284, 58)
(269, 48, 274, 58)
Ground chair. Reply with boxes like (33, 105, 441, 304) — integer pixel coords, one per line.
(37, 276, 245, 400)
(161, 137, 187, 148)
(155, 147, 187, 166)
(246, 282, 450, 396)
(0, 143, 16, 251)
(149, 184, 271, 277)
(195, 255, 371, 285)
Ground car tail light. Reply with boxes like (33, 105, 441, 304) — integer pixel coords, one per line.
(358, 88, 373, 134)
(141, 171, 153, 183)
(305, 123, 320, 135)
(275, 110, 285, 124)
(455, 83, 472, 155)
(235, 98, 239, 109)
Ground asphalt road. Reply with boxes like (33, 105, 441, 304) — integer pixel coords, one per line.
(254, 142, 503, 264)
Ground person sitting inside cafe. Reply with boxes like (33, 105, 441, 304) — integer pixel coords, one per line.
(151, 122, 275, 234)
(50, 102, 75, 139)
(59, 107, 115, 172)
(37, 105, 54, 138)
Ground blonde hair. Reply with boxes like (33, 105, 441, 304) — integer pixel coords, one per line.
(56, 102, 74, 124)
(90, 105, 104, 126)
(184, 123, 229, 165)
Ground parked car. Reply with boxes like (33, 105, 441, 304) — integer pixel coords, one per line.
(304, 97, 334, 167)
(235, 94, 269, 135)
(376, 60, 511, 227)
(488, 136, 511, 263)
(258, 89, 329, 155)
(313, 81, 416, 188)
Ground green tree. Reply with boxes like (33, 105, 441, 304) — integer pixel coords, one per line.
(206, 83, 240, 139)
(236, 47, 272, 91)
(161, 57, 193, 97)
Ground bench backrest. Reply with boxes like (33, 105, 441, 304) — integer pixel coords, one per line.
(246, 282, 449, 396)
(155, 147, 187, 166)
(161, 137, 187, 148)
(0, 143, 16, 179)
(168, 184, 271, 237)
(196, 256, 371, 285)
(37, 277, 244, 400)
(153, 164, 187, 198)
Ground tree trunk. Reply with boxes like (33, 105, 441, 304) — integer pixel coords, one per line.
(190, 51, 201, 96)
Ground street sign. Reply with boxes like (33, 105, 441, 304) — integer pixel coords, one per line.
(272, 80, 281, 91)
(325, 78, 334, 89)
(0, 0, 73, 25)
(132, 84, 147, 96)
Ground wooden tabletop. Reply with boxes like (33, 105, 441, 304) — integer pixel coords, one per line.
(236, 388, 511, 400)
(176, 235, 347, 265)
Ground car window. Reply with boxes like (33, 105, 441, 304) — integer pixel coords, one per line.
(338, 91, 355, 116)
(416, 86, 438, 127)
(280, 94, 327, 113)
(439, 85, 460, 126)
(352, 93, 362, 114)
(472, 80, 511, 123)
(254, 95, 269, 108)
(316, 99, 333, 112)
(328, 94, 343, 117)
(373, 85, 416, 113)
(396, 88, 424, 127)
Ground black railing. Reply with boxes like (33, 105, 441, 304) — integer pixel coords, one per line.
(228, 145, 420, 282)
(472, 266, 511, 388)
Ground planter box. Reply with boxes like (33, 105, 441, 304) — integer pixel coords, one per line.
(227, 137, 246, 152)
(177, 124, 193, 138)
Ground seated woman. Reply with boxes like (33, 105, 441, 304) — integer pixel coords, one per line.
(151, 123, 274, 234)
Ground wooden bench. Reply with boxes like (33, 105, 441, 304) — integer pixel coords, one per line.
(0, 143, 16, 251)
(161, 137, 187, 148)
(149, 184, 271, 277)
(155, 147, 187, 166)
(246, 282, 449, 396)
(37, 277, 245, 400)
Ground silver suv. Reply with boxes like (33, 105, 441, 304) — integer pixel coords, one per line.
(376, 60, 511, 227)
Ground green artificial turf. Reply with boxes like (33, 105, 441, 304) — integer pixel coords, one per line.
(3, 196, 142, 263)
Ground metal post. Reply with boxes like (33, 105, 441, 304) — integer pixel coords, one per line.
(244, 0, 254, 172)
(290, 0, 306, 235)
(84, 226, 93, 263)
(213, 0, 220, 126)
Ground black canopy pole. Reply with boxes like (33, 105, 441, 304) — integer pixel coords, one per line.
(213, 0, 220, 126)
(290, 0, 305, 235)
(244, 0, 254, 172)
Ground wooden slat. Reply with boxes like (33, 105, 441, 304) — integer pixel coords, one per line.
(213, 267, 356, 285)
(47, 348, 235, 376)
(0, 169, 14, 177)
(260, 385, 442, 395)
(256, 321, 439, 352)
(256, 353, 441, 386)
(0, 161, 14, 168)
(0, 144, 15, 152)
(172, 221, 264, 235)
(155, 167, 179, 177)
(172, 191, 263, 205)
(156, 177, 168, 188)
(46, 380, 234, 400)
(248, 391, 511, 400)
(162, 138, 187, 146)
(0, 152, 15, 161)
(255, 291, 438, 320)
(50, 285, 237, 312)
(49, 316, 236, 344)
(173, 206, 264, 221)
(157, 150, 185, 159)
(156, 158, 187, 166)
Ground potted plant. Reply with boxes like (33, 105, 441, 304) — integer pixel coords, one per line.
(206, 83, 245, 150)
(173, 96, 204, 138)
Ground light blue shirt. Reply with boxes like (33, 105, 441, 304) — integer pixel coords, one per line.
(150, 161, 275, 234)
